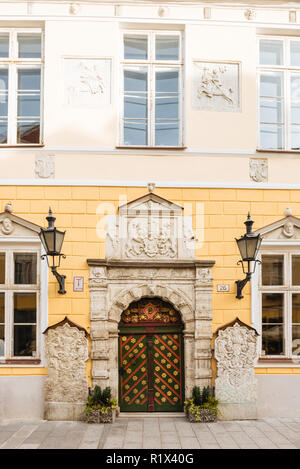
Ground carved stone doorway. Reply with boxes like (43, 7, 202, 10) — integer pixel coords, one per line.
(87, 191, 215, 405)
(118, 298, 184, 412)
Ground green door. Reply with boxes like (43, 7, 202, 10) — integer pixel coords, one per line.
(119, 330, 184, 412)
(119, 298, 184, 412)
(119, 333, 149, 412)
(152, 332, 183, 411)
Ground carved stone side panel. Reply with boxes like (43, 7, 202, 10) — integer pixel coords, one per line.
(215, 321, 259, 420)
(63, 58, 111, 108)
(44, 322, 89, 421)
(35, 155, 55, 179)
(249, 158, 268, 182)
(192, 61, 240, 112)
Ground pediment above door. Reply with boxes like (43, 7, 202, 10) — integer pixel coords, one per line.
(106, 192, 195, 261)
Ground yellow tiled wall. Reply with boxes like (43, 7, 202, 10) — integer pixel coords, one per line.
(0, 186, 299, 379)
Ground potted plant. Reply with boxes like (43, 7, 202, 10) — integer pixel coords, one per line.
(84, 385, 118, 424)
(184, 386, 219, 423)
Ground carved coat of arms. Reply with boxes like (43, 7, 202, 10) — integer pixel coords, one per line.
(125, 219, 177, 259)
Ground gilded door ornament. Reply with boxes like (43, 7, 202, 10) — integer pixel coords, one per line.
(121, 299, 181, 324)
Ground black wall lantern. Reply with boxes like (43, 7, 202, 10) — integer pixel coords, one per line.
(39, 208, 67, 294)
(235, 213, 262, 299)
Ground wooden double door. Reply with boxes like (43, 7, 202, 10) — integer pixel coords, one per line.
(119, 329, 184, 412)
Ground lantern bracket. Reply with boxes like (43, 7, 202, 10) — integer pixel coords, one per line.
(235, 259, 261, 299)
(51, 266, 66, 295)
(41, 253, 67, 294)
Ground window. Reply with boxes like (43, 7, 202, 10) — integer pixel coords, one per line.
(0, 246, 40, 361)
(0, 29, 42, 145)
(259, 252, 300, 358)
(258, 36, 300, 151)
(120, 31, 183, 147)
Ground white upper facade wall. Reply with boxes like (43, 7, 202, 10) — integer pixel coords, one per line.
(1, 1, 300, 185)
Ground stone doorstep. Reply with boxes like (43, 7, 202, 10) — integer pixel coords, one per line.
(118, 412, 186, 419)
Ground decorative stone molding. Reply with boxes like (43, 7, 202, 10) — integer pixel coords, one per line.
(192, 61, 240, 112)
(244, 8, 255, 20)
(43, 317, 89, 421)
(253, 214, 300, 241)
(0, 217, 14, 235)
(64, 58, 111, 108)
(249, 158, 268, 183)
(158, 6, 169, 17)
(289, 10, 297, 23)
(203, 7, 211, 19)
(215, 318, 259, 420)
(69, 2, 80, 15)
(0, 209, 41, 239)
(35, 155, 55, 179)
(88, 260, 215, 398)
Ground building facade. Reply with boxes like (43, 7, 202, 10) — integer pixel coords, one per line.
(1, 0, 300, 420)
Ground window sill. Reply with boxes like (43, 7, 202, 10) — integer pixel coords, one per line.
(258, 358, 300, 363)
(0, 359, 41, 365)
(256, 149, 300, 154)
(116, 146, 187, 150)
(0, 145, 44, 148)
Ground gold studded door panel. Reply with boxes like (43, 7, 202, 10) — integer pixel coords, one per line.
(119, 334, 148, 412)
(153, 333, 184, 411)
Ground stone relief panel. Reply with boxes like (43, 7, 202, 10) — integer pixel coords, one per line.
(215, 321, 258, 405)
(106, 215, 194, 260)
(35, 155, 55, 179)
(44, 322, 89, 404)
(125, 217, 177, 259)
(192, 61, 240, 112)
(0, 217, 14, 235)
(63, 58, 111, 107)
(249, 158, 268, 183)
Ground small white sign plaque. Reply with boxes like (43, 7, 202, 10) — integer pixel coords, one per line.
(217, 284, 229, 292)
(73, 276, 84, 292)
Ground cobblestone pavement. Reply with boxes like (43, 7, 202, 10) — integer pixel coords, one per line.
(0, 417, 300, 449)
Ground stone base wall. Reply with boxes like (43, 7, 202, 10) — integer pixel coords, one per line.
(257, 375, 300, 418)
(0, 376, 45, 420)
(44, 402, 86, 421)
(218, 402, 257, 421)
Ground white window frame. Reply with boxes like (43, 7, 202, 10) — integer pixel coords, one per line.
(0, 240, 48, 366)
(0, 27, 44, 146)
(257, 35, 300, 151)
(252, 242, 300, 364)
(119, 30, 184, 148)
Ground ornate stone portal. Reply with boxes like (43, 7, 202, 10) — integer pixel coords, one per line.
(215, 318, 259, 420)
(88, 192, 215, 403)
(43, 317, 89, 421)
